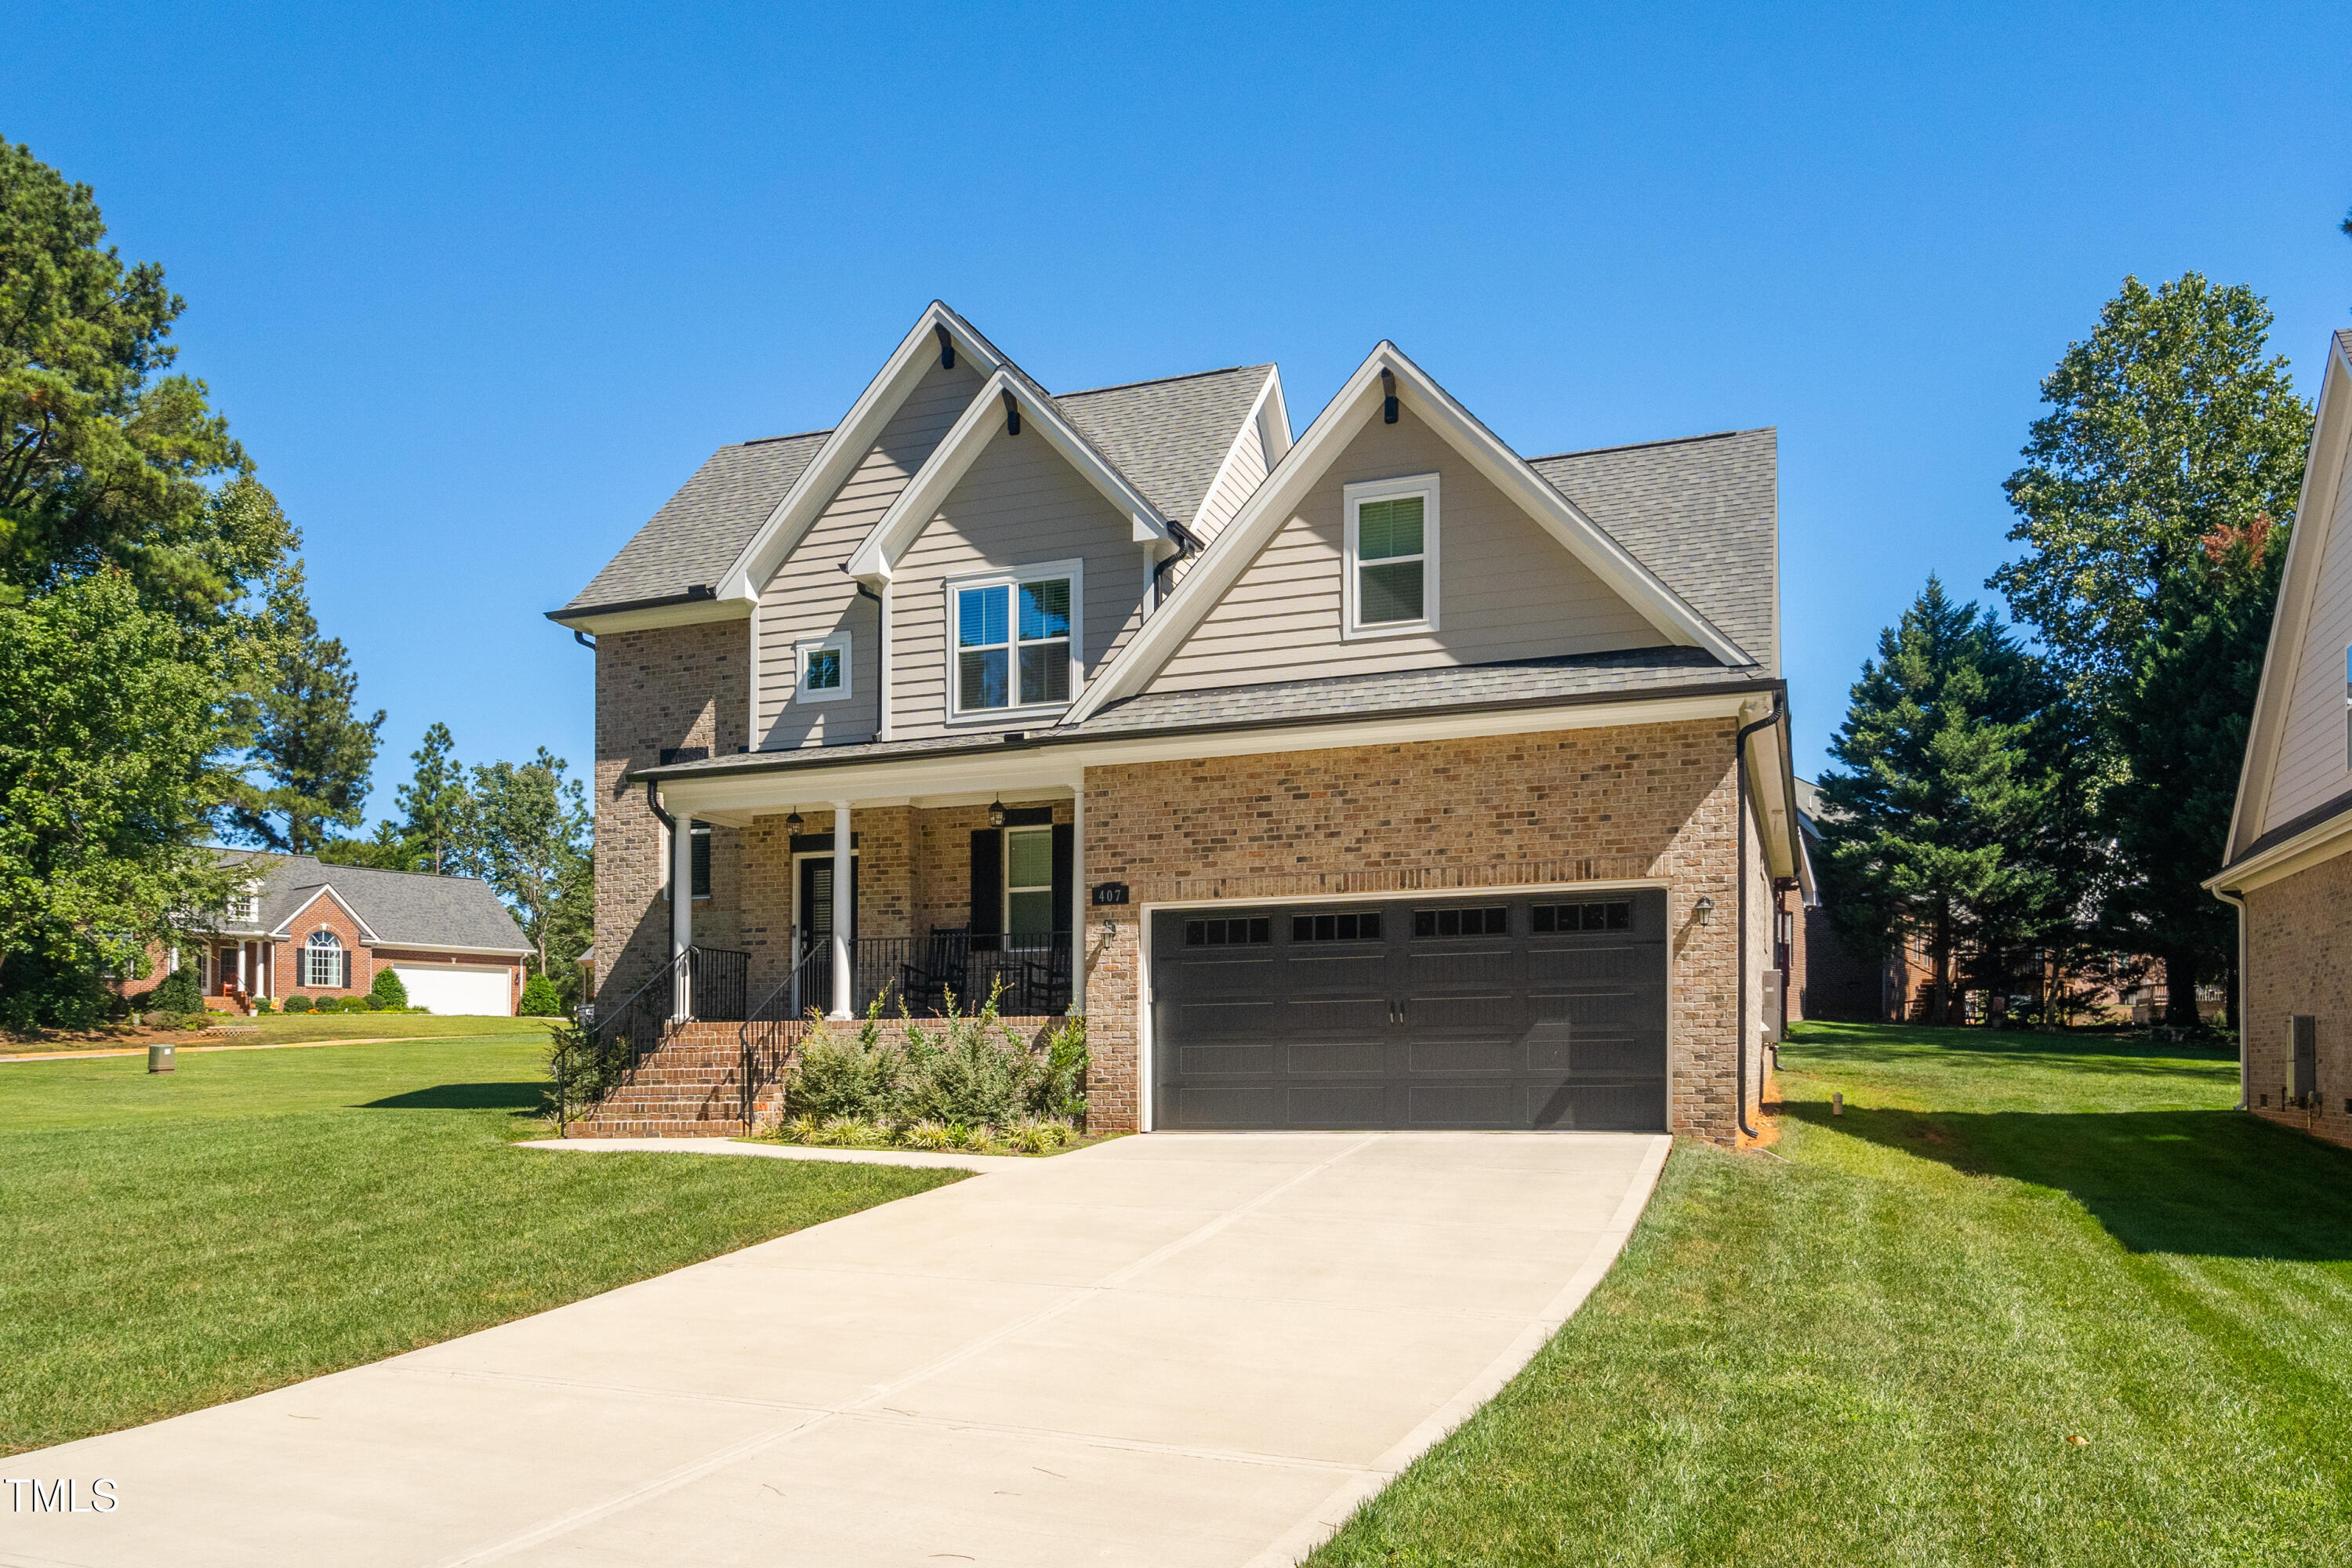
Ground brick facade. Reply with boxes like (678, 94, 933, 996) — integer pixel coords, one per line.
(592, 620, 750, 1007)
(2240, 852, 2352, 1149)
(1077, 719, 1768, 1143)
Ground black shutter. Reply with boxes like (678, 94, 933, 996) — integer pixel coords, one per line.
(1051, 823, 1074, 934)
(691, 826, 712, 898)
(969, 829, 1002, 943)
(342, 951, 354, 990)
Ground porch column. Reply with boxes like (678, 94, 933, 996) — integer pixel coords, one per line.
(670, 808, 695, 1022)
(1069, 775, 1085, 1015)
(829, 801, 853, 1020)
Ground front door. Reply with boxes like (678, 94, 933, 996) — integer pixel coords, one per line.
(796, 855, 859, 1012)
(217, 945, 240, 995)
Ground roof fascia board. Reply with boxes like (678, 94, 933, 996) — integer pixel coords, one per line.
(1258, 369, 1294, 463)
(268, 884, 382, 944)
(1191, 368, 1287, 532)
(374, 942, 538, 956)
(655, 689, 1758, 820)
(547, 597, 751, 634)
(1068, 343, 1748, 721)
(2224, 336, 2352, 861)
(715, 303, 1007, 602)
(2205, 800, 2352, 895)
(844, 369, 1173, 584)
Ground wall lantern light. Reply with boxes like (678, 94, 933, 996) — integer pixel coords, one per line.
(988, 797, 1007, 829)
(1693, 895, 1715, 926)
(784, 810, 804, 829)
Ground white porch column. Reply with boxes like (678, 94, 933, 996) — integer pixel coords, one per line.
(829, 801, 854, 1021)
(1069, 775, 1086, 1016)
(670, 808, 694, 1022)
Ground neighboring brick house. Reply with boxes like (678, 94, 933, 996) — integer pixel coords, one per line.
(552, 303, 1809, 1142)
(2208, 328, 2352, 1148)
(121, 851, 535, 1015)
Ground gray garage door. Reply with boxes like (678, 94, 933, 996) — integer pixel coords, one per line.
(1151, 889, 1668, 1131)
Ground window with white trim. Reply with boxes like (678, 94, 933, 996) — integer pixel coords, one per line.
(223, 884, 260, 923)
(1343, 474, 1439, 637)
(952, 562, 1080, 715)
(797, 634, 850, 703)
(304, 929, 344, 988)
(1004, 826, 1055, 947)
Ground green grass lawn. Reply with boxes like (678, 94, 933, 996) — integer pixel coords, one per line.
(2, 1010, 561, 1054)
(1312, 1022, 2352, 1568)
(0, 1034, 958, 1456)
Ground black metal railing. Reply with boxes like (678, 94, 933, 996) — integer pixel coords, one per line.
(740, 932, 1073, 1036)
(550, 944, 750, 1131)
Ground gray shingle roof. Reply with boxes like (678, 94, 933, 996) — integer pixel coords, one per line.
(1530, 429, 1777, 673)
(209, 851, 534, 953)
(633, 648, 1776, 782)
(559, 430, 829, 615)
(1057, 365, 1272, 531)
(557, 365, 1274, 618)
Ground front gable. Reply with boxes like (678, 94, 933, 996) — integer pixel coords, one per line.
(1071, 343, 1749, 717)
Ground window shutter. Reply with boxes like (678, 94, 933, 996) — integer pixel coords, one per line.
(342, 951, 354, 990)
(1051, 823, 1074, 935)
(2292, 1014, 2318, 1102)
(969, 829, 1002, 942)
(691, 827, 712, 898)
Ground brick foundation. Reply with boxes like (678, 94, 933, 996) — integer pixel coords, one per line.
(2241, 852, 2352, 1149)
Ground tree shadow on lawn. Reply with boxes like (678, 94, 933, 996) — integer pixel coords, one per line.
(358, 1082, 548, 1112)
(1784, 1100, 2352, 1261)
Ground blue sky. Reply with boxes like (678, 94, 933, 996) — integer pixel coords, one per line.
(9, 2, 2349, 814)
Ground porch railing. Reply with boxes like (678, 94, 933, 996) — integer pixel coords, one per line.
(741, 933, 1073, 1036)
(549, 944, 749, 1132)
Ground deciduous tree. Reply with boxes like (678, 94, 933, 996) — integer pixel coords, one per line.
(229, 561, 383, 855)
(470, 749, 590, 977)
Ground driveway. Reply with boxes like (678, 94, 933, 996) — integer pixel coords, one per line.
(4, 1131, 1668, 1567)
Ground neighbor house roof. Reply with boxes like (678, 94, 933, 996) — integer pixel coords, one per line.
(201, 851, 533, 954)
(556, 365, 1277, 619)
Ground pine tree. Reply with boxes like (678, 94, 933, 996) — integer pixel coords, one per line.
(1818, 579, 2077, 1025)
(395, 722, 471, 875)
(230, 561, 383, 854)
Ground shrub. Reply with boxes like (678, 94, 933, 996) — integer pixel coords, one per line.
(787, 1002, 902, 1124)
(159, 1011, 211, 1032)
(1031, 1016, 1089, 1123)
(898, 1120, 953, 1151)
(368, 966, 409, 1011)
(249, 996, 275, 1014)
(147, 964, 202, 1016)
(282, 993, 314, 1014)
(899, 986, 1037, 1130)
(517, 975, 564, 1017)
(782, 1114, 822, 1144)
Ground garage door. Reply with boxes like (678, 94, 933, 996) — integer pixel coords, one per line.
(1151, 889, 1667, 1131)
(391, 964, 513, 1017)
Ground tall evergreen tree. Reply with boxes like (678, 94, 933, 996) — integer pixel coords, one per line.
(1818, 579, 2076, 1025)
(395, 721, 471, 876)
(230, 561, 383, 854)
(470, 749, 590, 976)
(2102, 521, 2284, 1025)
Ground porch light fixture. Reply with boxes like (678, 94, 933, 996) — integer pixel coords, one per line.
(784, 810, 804, 829)
(987, 797, 1007, 829)
(1693, 895, 1715, 926)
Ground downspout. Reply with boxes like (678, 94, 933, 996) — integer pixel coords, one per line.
(1734, 695, 1785, 1144)
(2214, 887, 2249, 1109)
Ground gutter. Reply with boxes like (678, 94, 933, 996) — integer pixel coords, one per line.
(627, 673, 1787, 786)
(543, 584, 720, 626)
(2212, 887, 2250, 1111)
(1734, 694, 1785, 1144)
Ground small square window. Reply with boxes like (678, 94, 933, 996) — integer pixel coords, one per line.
(796, 636, 851, 703)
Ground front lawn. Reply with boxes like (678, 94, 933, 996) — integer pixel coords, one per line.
(2, 1010, 560, 1054)
(0, 1036, 958, 1456)
(1312, 1022, 2352, 1567)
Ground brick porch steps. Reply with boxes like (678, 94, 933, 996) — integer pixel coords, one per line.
(562, 1020, 803, 1139)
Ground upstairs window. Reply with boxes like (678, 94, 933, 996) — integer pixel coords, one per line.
(797, 635, 850, 703)
(953, 564, 1079, 714)
(1344, 474, 1439, 638)
(223, 884, 260, 924)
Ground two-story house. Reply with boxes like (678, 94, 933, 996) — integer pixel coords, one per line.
(553, 304, 1806, 1142)
(2208, 328, 2352, 1146)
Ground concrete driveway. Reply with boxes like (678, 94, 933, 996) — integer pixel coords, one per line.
(3, 1131, 1668, 1568)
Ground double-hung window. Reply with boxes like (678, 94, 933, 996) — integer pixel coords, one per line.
(953, 563, 1080, 715)
(797, 635, 849, 703)
(1004, 826, 1055, 947)
(1343, 474, 1439, 638)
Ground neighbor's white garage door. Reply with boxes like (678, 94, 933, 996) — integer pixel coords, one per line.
(391, 964, 513, 1017)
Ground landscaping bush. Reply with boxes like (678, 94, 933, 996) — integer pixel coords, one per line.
(147, 964, 202, 1016)
(249, 996, 275, 1014)
(517, 975, 564, 1017)
(789, 1004, 903, 1124)
(282, 994, 314, 1014)
(368, 967, 408, 1010)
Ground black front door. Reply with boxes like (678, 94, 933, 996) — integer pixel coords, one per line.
(797, 855, 858, 1012)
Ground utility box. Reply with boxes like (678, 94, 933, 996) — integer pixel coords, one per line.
(147, 1043, 176, 1075)
(2292, 1014, 2318, 1103)
(1760, 970, 1784, 1044)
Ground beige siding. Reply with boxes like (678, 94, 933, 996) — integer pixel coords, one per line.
(1163, 423, 1271, 600)
(889, 426, 1153, 739)
(2261, 470, 2352, 829)
(1144, 406, 1661, 695)
(754, 358, 982, 747)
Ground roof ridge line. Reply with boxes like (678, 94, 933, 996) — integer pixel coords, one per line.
(736, 426, 837, 448)
(1526, 430, 1749, 462)
(1054, 363, 1271, 399)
